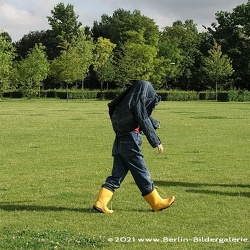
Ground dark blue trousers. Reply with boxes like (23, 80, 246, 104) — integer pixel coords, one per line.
(104, 131, 154, 196)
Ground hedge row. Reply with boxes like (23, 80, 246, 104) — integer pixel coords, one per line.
(157, 90, 199, 101)
(2, 89, 250, 101)
(216, 90, 250, 102)
(2, 89, 99, 99)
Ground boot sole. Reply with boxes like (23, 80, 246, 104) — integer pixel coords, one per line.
(93, 205, 104, 213)
(93, 205, 114, 214)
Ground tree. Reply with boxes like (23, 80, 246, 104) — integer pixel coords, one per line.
(92, 9, 159, 47)
(18, 43, 49, 98)
(115, 29, 157, 87)
(202, 41, 234, 100)
(0, 31, 12, 43)
(92, 9, 160, 86)
(0, 34, 16, 97)
(93, 37, 116, 93)
(191, 31, 215, 91)
(75, 29, 95, 92)
(14, 30, 59, 61)
(209, 1, 250, 90)
(50, 29, 94, 100)
(162, 20, 200, 89)
(47, 3, 82, 57)
(155, 35, 183, 89)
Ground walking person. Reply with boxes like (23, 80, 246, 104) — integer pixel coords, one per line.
(93, 80, 175, 213)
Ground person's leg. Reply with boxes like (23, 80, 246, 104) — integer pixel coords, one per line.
(123, 149, 154, 196)
(93, 138, 128, 213)
(104, 136, 129, 191)
(120, 132, 175, 211)
(118, 132, 153, 196)
(104, 155, 129, 191)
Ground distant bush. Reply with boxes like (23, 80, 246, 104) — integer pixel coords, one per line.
(100, 90, 199, 101)
(235, 90, 250, 101)
(217, 90, 250, 102)
(3, 90, 25, 98)
(97, 90, 123, 100)
(157, 90, 199, 101)
(199, 91, 216, 100)
(2, 89, 250, 101)
(40, 89, 99, 99)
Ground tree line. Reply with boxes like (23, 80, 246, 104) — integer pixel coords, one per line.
(0, 1, 250, 98)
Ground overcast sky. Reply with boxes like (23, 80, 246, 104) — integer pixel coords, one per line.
(0, 0, 248, 42)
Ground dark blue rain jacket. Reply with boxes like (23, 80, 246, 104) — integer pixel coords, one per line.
(108, 80, 161, 148)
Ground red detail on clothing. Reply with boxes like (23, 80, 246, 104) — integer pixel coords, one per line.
(134, 127, 140, 132)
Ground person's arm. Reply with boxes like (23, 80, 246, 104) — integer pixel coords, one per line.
(132, 100, 161, 148)
(149, 116, 163, 153)
(149, 116, 160, 129)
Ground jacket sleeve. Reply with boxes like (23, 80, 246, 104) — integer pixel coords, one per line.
(149, 116, 160, 130)
(132, 100, 161, 148)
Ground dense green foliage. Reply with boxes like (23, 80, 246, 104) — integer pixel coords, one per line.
(3, 89, 250, 102)
(1, 1, 250, 95)
(0, 35, 16, 97)
(209, 2, 250, 90)
(18, 43, 50, 98)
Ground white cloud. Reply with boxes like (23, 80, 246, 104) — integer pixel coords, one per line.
(0, 0, 248, 41)
(0, 0, 60, 41)
(1, 3, 33, 26)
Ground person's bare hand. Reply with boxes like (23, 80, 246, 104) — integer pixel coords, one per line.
(157, 144, 164, 153)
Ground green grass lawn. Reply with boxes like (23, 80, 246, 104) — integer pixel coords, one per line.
(0, 98, 249, 250)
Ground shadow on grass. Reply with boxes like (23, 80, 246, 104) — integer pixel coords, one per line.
(0, 203, 94, 213)
(154, 181, 250, 198)
(154, 181, 250, 188)
(0, 203, 155, 214)
(185, 189, 250, 198)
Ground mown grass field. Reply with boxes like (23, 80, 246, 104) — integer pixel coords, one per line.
(0, 99, 249, 250)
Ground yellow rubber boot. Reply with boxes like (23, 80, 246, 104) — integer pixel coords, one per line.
(93, 187, 114, 214)
(144, 189, 175, 212)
